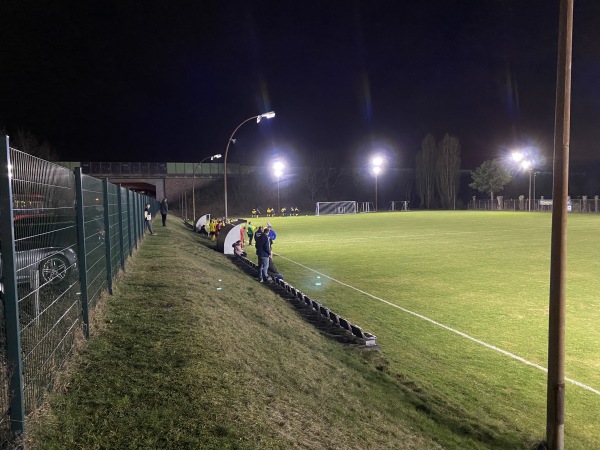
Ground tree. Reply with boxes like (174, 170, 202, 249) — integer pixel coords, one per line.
(415, 134, 437, 208)
(436, 134, 461, 209)
(304, 167, 323, 202)
(469, 159, 512, 201)
(12, 129, 60, 161)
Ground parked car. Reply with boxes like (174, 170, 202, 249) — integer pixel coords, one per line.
(0, 242, 78, 287)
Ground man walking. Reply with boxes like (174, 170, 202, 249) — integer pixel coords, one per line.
(160, 198, 168, 226)
(255, 226, 272, 283)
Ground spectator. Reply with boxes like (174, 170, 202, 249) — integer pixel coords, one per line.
(233, 240, 247, 257)
(144, 203, 154, 235)
(267, 258, 283, 281)
(267, 226, 277, 246)
(160, 198, 168, 226)
(247, 221, 255, 246)
(254, 226, 271, 283)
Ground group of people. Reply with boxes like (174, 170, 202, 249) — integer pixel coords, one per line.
(144, 199, 284, 282)
(144, 198, 169, 235)
(232, 221, 282, 282)
(256, 207, 300, 217)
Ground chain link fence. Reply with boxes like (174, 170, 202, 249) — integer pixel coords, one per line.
(0, 139, 158, 447)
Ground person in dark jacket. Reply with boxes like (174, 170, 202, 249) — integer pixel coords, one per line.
(160, 198, 168, 226)
(267, 258, 283, 281)
(254, 226, 271, 283)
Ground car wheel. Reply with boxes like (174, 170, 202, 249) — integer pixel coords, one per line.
(40, 255, 70, 285)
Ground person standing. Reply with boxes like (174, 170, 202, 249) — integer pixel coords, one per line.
(144, 203, 154, 235)
(247, 221, 255, 246)
(160, 198, 168, 226)
(255, 226, 272, 282)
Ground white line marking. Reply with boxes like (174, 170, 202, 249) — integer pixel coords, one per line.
(276, 253, 600, 397)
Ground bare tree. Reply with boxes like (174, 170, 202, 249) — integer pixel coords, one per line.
(416, 134, 437, 208)
(321, 167, 343, 201)
(12, 129, 60, 161)
(304, 167, 324, 202)
(436, 134, 461, 209)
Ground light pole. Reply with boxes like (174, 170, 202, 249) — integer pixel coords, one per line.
(521, 160, 533, 212)
(273, 161, 285, 214)
(192, 153, 221, 229)
(533, 172, 539, 210)
(371, 156, 383, 212)
(224, 111, 275, 221)
(511, 151, 534, 212)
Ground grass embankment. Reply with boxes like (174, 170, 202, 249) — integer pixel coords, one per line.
(28, 219, 500, 449)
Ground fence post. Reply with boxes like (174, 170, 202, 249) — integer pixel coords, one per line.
(102, 179, 113, 295)
(131, 192, 139, 250)
(74, 168, 91, 339)
(126, 189, 133, 256)
(0, 136, 25, 437)
(117, 185, 126, 271)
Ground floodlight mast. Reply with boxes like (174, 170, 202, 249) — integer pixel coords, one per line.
(273, 161, 285, 213)
(371, 156, 384, 212)
(223, 112, 275, 221)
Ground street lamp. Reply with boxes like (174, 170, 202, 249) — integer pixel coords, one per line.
(223, 111, 275, 221)
(371, 156, 383, 212)
(192, 153, 222, 229)
(272, 161, 285, 214)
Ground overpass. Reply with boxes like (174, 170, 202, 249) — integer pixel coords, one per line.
(59, 161, 258, 201)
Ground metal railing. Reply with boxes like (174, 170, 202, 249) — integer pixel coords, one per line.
(470, 197, 600, 213)
(0, 137, 158, 446)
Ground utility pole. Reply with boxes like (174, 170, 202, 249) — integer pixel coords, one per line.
(546, 1, 573, 449)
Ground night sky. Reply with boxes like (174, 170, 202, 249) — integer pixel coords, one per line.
(1, 1, 599, 169)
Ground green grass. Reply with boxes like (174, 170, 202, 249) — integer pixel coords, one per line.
(27, 212, 600, 449)
(263, 211, 600, 449)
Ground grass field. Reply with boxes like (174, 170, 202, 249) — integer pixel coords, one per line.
(27, 211, 599, 449)
(261, 210, 600, 448)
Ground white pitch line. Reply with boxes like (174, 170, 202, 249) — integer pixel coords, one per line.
(275, 253, 600, 397)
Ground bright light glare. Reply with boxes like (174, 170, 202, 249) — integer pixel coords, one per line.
(273, 160, 285, 178)
(373, 166, 382, 175)
(511, 151, 523, 162)
(521, 160, 532, 170)
(211, 153, 222, 159)
(257, 111, 276, 122)
(372, 156, 383, 167)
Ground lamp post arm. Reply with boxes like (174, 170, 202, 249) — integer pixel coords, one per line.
(223, 114, 261, 221)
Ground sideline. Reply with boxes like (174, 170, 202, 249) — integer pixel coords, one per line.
(275, 253, 600, 398)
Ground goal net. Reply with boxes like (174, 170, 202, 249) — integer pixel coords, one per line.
(315, 201, 357, 216)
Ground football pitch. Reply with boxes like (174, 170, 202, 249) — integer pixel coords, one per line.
(261, 211, 600, 448)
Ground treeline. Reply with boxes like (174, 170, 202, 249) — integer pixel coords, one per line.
(415, 133, 461, 209)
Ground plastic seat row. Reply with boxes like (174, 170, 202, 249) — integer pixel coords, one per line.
(236, 255, 377, 346)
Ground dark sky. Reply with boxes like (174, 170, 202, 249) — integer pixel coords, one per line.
(1, 1, 599, 169)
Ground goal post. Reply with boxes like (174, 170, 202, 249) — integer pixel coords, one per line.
(315, 201, 357, 216)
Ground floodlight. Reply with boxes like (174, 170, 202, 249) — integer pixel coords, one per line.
(372, 156, 383, 167)
(511, 151, 524, 162)
(521, 160, 532, 170)
(257, 111, 276, 123)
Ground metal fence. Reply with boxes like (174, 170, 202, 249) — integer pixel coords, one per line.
(470, 197, 600, 213)
(0, 137, 158, 447)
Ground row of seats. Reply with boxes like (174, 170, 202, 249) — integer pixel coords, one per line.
(236, 256, 377, 346)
